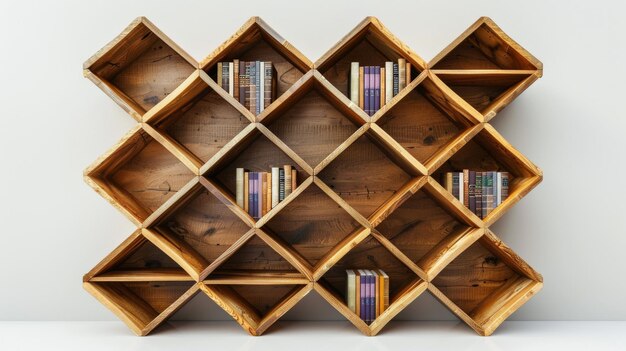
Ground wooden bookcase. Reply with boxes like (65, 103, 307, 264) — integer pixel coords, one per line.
(83, 16, 543, 337)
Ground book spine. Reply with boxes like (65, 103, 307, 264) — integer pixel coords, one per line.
(271, 167, 279, 208)
(284, 165, 292, 198)
(475, 172, 482, 218)
(350, 62, 359, 104)
(469, 171, 476, 214)
(217, 62, 223, 88)
(244, 62, 251, 109)
(364, 66, 370, 116)
(279, 168, 285, 202)
(249, 62, 256, 114)
(236, 168, 244, 208)
(385, 61, 393, 102)
(482, 172, 488, 219)
(266, 172, 272, 212)
(346, 270, 356, 313)
(496, 172, 502, 207)
(452, 172, 460, 201)
(255, 61, 261, 115)
(291, 168, 297, 192)
(359, 270, 366, 321)
(369, 67, 375, 115)
(363, 271, 370, 323)
(406, 61, 411, 85)
(374, 270, 380, 318)
(445, 172, 452, 193)
(261, 172, 268, 216)
(485, 172, 494, 218)
(374, 66, 380, 114)
(380, 67, 385, 108)
(492, 171, 498, 210)
(239, 61, 245, 105)
(223, 62, 229, 92)
(264, 61, 272, 109)
(369, 272, 375, 322)
(392, 63, 399, 95)
(501, 172, 509, 202)
(459, 171, 464, 205)
(259, 62, 265, 113)
(244, 171, 249, 213)
(248, 172, 254, 217)
(228, 62, 234, 96)
(383, 273, 389, 311)
(251, 172, 257, 219)
(355, 271, 361, 318)
(463, 169, 469, 208)
(359, 66, 364, 110)
(398, 58, 406, 91)
(233, 59, 239, 101)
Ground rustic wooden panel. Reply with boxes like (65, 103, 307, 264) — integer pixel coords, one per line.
(113, 241, 180, 270)
(322, 236, 417, 302)
(317, 135, 411, 218)
(109, 138, 194, 213)
(164, 89, 250, 162)
(99, 281, 194, 314)
(432, 24, 536, 70)
(377, 87, 461, 163)
(264, 184, 361, 266)
(155, 188, 250, 263)
(213, 235, 298, 273)
(267, 90, 358, 167)
(432, 241, 520, 314)
(375, 190, 467, 266)
(212, 134, 307, 196)
(110, 37, 195, 112)
(228, 285, 302, 317)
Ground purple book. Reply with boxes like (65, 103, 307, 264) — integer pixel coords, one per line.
(359, 269, 366, 321)
(369, 67, 375, 116)
(257, 173, 263, 219)
(248, 172, 254, 217)
(373, 67, 380, 114)
(369, 270, 375, 323)
(363, 67, 370, 116)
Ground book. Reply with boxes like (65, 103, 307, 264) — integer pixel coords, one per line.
(377, 269, 389, 312)
(484, 172, 494, 218)
(350, 62, 359, 104)
(244, 62, 251, 109)
(284, 165, 292, 198)
(254, 172, 259, 218)
(233, 59, 239, 101)
(271, 167, 279, 208)
(463, 169, 469, 207)
(236, 168, 244, 208)
(475, 172, 482, 218)
(469, 171, 476, 214)
(239, 61, 246, 105)
(259, 62, 265, 113)
(358, 66, 364, 110)
(482, 172, 488, 218)
(369, 270, 375, 322)
(445, 172, 453, 193)
(279, 168, 285, 202)
(406, 61, 411, 85)
(346, 270, 356, 313)
(452, 172, 460, 201)
(459, 171, 464, 205)
(228, 62, 234, 96)
(385, 61, 393, 103)
(501, 172, 509, 203)
(248, 172, 254, 217)
(355, 270, 362, 318)
(261, 172, 268, 216)
(491, 171, 498, 211)
(223, 62, 230, 92)
(217, 62, 223, 88)
(496, 172, 502, 207)
(249, 62, 256, 115)
(392, 63, 399, 95)
(358, 269, 366, 321)
(291, 168, 297, 193)
(380, 67, 385, 108)
(244, 171, 249, 213)
(374, 270, 380, 318)
(363, 270, 371, 323)
(255, 61, 261, 115)
(267, 172, 272, 212)
(364, 66, 370, 115)
(398, 58, 406, 91)
(373, 66, 380, 114)
(264, 61, 272, 109)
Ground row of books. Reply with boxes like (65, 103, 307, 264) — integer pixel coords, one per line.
(443, 170, 510, 219)
(217, 60, 275, 115)
(235, 166, 297, 219)
(345, 269, 389, 324)
(349, 59, 412, 116)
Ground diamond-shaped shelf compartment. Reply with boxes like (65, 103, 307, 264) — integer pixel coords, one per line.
(315, 234, 427, 336)
(430, 229, 542, 336)
(84, 16, 543, 337)
(84, 125, 195, 226)
(371, 177, 482, 281)
(371, 72, 482, 172)
(84, 17, 198, 121)
(316, 125, 420, 219)
(142, 177, 254, 281)
(200, 17, 312, 117)
(143, 70, 254, 173)
(260, 70, 368, 169)
(83, 230, 197, 336)
(315, 17, 425, 107)
(430, 124, 542, 226)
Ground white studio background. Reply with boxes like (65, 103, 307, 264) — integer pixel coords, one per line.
(0, 0, 624, 322)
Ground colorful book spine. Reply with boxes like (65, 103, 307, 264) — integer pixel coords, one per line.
(469, 171, 476, 214)
(346, 270, 356, 313)
(392, 63, 399, 95)
(496, 172, 502, 207)
(261, 172, 267, 217)
(350, 62, 359, 104)
(239, 61, 246, 105)
(364, 270, 371, 323)
(374, 270, 380, 318)
(364, 66, 370, 115)
(355, 270, 361, 318)
(266, 172, 272, 212)
(501, 172, 509, 202)
(248, 172, 254, 217)
(259, 61, 265, 113)
(291, 168, 297, 193)
(264, 61, 272, 109)
(452, 172, 460, 201)
(358, 66, 364, 110)
(228, 62, 234, 96)
(284, 165, 292, 198)
(385, 62, 393, 102)
(475, 172, 482, 218)
(217, 62, 223, 88)
(249, 62, 256, 115)
(244, 171, 249, 213)
(358, 269, 366, 321)
(244, 62, 251, 109)
(233, 59, 239, 101)
(236, 168, 244, 208)
(463, 169, 469, 207)
(377, 269, 389, 313)
(459, 171, 464, 205)
(398, 58, 406, 91)
(484, 172, 494, 218)
(255, 61, 261, 115)
(373, 66, 380, 114)
(406, 61, 411, 85)
(380, 67, 386, 108)
(271, 167, 279, 208)
(278, 168, 285, 202)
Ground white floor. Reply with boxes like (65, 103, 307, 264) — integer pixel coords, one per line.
(0, 321, 624, 351)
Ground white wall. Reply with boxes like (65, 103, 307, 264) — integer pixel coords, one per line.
(1, 0, 625, 321)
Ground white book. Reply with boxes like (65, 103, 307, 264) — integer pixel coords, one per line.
(259, 62, 265, 113)
(496, 172, 502, 207)
(458, 172, 464, 205)
(350, 62, 359, 104)
(236, 168, 244, 208)
(385, 61, 393, 103)
(228, 62, 234, 96)
(346, 270, 356, 313)
(271, 167, 279, 208)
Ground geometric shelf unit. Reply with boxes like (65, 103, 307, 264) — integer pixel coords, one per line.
(83, 16, 543, 337)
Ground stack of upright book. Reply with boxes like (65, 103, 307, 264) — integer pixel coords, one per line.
(349, 59, 412, 116)
(345, 269, 389, 324)
(217, 60, 275, 115)
(444, 170, 509, 219)
(236, 166, 297, 219)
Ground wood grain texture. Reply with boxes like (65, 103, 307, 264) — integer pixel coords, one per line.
(212, 235, 299, 273)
